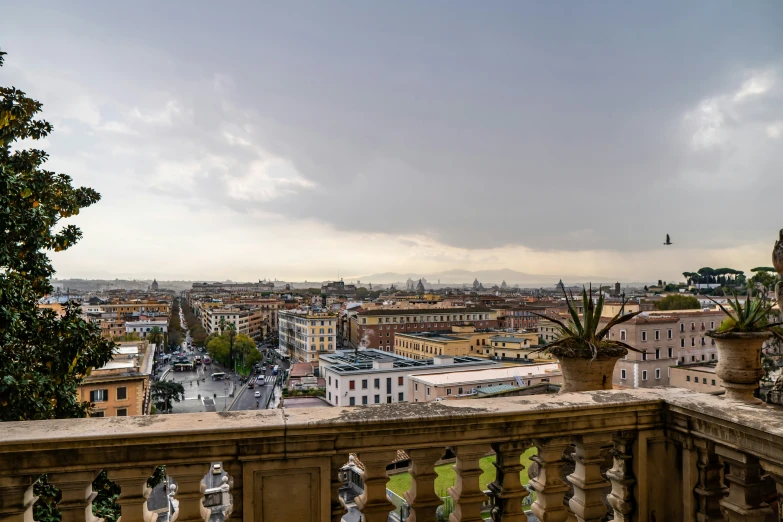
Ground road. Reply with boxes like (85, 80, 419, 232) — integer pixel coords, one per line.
(230, 350, 291, 411)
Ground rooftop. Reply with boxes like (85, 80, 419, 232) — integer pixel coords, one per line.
(356, 306, 491, 316)
(320, 349, 494, 374)
(409, 363, 560, 386)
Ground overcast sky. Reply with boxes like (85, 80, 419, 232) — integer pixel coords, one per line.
(3, 2, 782, 283)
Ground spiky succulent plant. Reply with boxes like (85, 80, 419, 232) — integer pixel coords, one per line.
(532, 285, 645, 359)
(705, 288, 783, 340)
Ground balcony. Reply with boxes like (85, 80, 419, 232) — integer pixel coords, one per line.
(1, 387, 782, 522)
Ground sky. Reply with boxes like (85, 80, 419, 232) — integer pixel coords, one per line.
(2, 2, 783, 284)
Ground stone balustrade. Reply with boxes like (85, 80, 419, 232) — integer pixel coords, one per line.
(2, 388, 783, 522)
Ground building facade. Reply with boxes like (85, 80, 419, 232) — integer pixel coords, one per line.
(350, 306, 497, 352)
(279, 310, 338, 363)
(320, 350, 496, 406)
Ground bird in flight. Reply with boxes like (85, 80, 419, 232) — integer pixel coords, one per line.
(664, 234, 672, 246)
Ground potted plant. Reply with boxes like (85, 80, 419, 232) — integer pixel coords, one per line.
(532, 286, 644, 393)
(773, 229, 783, 308)
(705, 289, 783, 404)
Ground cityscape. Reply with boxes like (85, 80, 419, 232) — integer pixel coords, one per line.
(3, 3, 783, 522)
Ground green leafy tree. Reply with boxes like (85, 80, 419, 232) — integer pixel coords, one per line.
(655, 294, 701, 311)
(750, 267, 780, 291)
(0, 49, 115, 421)
(147, 326, 164, 349)
(207, 335, 231, 366)
(151, 380, 185, 413)
(1, 49, 119, 522)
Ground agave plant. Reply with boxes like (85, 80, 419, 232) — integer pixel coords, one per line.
(705, 288, 783, 341)
(532, 285, 645, 359)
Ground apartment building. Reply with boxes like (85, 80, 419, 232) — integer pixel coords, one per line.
(606, 309, 725, 389)
(393, 325, 495, 359)
(320, 349, 496, 406)
(191, 281, 275, 293)
(279, 310, 338, 363)
(78, 340, 154, 417)
(350, 306, 497, 352)
(669, 362, 723, 394)
(408, 363, 562, 402)
(100, 300, 170, 320)
(201, 307, 253, 336)
(125, 320, 168, 339)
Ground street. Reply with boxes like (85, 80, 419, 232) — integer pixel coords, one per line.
(230, 352, 291, 411)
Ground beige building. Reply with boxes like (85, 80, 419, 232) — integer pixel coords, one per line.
(606, 309, 725, 389)
(408, 363, 562, 402)
(393, 325, 495, 359)
(78, 340, 154, 417)
(279, 310, 338, 363)
(669, 363, 723, 394)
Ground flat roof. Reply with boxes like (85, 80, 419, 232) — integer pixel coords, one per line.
(409, 363, 560, 386)
(321, 349, 493, 374)
(357, 306, 491, 316)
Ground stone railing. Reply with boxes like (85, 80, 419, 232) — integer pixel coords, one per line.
(2, 388, 783, 522)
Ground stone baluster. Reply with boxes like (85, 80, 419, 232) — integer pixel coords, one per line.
(355, 450, 397, 522)
(331, 454, 350, 522)
(404, 447, 445, 522)
(605, 431, 635, 522)
(716, 446, 773, 522)
(448, 443, 491, 522)
(0, 476, 36, 522)
(530, 438, 571, 522)
(567, 433, 611, 522)
(487, 441, 531, 522)
(693, 439, 726, 522)
(108, 467, 156, 522)
(760, 460, 783, 521)
(46, 471, 101, 522)
(221, 460, 241, 521)
(166, 464, 211, 522)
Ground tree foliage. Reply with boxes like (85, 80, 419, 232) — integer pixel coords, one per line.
(151, 380, 185, 413)
(655, 294, 701, 311)
(0, 49, 115, 421)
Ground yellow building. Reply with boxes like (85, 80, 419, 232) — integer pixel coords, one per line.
(394, 325, 499, 360)
(486, 333, 553, 361)
(78, 340, 154, 417)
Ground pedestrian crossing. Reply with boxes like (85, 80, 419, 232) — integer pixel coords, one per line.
(257, 375, 276, 385)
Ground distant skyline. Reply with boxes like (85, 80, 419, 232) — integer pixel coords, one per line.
(3, 1, 782, 282)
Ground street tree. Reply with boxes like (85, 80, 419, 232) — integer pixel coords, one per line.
(147, 326, 164, 349)
(151, 380, 185, 413)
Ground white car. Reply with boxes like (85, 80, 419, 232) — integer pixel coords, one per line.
(254, 391, 261, 398)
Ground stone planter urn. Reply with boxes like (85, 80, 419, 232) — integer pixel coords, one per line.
(554, 351, 624, 393)
(708, 331, 771, 404)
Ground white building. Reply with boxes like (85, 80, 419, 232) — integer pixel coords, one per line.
(279, 310, 338, 363)
(320, 349, 497, 407)
(408, 363, 562, 403)
(125, 320, 168, 338)
(203, 308, 251, 336)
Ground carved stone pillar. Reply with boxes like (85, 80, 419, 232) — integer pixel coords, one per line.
(567, 433, 611, 522)
(107, 467, 156, 522)
(606, 431, 635, 522)
(716, 446, 773, 522)
(330, 454, 349, 522)
(759, 460, 783, 522)
(165, 464, 208, 522)
(693, 439, 726, 522)
(447, 443, 491, 522)
(487, 440, 530, 522)
(530, 438, 571, 522)
(46, 471, 101, 522)
(355, 450, 397, 522)
(0, 477, 37, 522)
(404, 447, 445, 522)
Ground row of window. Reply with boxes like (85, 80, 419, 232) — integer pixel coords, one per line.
(621, 321, 718, 341)
(686, 375, 718, 386)
(362, 314, 490, 325)
(89, 387, 127, 402)
(327, 393, 404, 405)
(330, 376, 405, 390)
(91, 409, 127, 417)
(620, 369, 662, 380)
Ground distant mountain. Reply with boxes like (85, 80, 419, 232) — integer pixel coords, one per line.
(351, 268, 612, 287)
